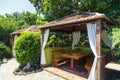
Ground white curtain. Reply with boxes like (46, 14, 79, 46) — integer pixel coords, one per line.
(12, 35, 18, 56)
(41, 29, 50, 64)
(72, 31, 81, 50)
(102, 30, 113, 49)
(87, 23, 99, 80)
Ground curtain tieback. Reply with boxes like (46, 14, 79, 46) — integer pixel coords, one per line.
(97, 56, 101, 58)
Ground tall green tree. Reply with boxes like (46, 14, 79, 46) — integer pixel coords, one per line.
(29, 0, 120, 24)
(29, 0, 82, 21)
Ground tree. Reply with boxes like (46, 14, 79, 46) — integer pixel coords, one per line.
(29, 0, 82, 21)
(79, 0, 120, 24)
(29, 0, 120, 24)
(0, 12, 47, 46)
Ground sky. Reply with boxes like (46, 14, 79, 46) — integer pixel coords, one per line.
(0, 0, 36, 15)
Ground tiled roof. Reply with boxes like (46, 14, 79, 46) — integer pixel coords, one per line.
(11, 25, 39, 35)
(39, 12, 111, 29)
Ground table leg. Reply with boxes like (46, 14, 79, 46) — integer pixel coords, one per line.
(69, 59, 79, 71)
(71, 59, 74, 68)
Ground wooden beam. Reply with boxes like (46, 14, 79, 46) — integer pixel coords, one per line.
(39, 20, 97, 30)
(96, 19, 102, 80)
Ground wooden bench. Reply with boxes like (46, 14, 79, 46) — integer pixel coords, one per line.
(72, 48, 81, 53)
(85, 58, 93, 77)
(52, 49, 67, 67)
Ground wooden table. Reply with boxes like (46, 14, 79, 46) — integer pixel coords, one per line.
(62, 52, 90, 71)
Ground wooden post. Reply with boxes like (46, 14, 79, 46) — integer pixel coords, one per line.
(40, 29, 44, 48)
(96, 20, 102, 80)
(39, 29, 44, 66)
(11, 35, 14, 58)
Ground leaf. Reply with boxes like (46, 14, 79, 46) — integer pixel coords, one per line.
(106, 0, 113, 3)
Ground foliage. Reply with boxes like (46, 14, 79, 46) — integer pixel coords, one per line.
(29, 0, 82, 21)
(14, 31, 40, 66)
(36, 17, 48, 25)
(77, 33, 88, 47)
(0, 12, 47, 46)
(110, 28, 120, 57)
(29, 0, 120, 22)
(0, 42, 11, 60)
(46, 32, 72, 47)
(46, 34, 56, 47)
(80, 0, 120, 27)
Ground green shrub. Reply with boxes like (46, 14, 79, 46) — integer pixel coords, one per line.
(0, 42, 11, 60)
(110, 28, 120, 63)
(14, 31, 40, 66)
(111, 28, 120, 57)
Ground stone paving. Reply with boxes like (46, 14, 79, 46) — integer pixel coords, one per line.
(44, 67, 87, 80)
(0, 59, 65, 80)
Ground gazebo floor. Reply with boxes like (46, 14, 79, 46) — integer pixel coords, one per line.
(44, 67, 87, 80)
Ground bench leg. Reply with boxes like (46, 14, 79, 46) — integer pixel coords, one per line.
(53, 61, 59, 67)
(87, 68, 91, 77)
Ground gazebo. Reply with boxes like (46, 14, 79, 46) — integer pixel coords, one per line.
(11, 25, 39, 36)
(11, 25, 39, 56)
(39, 12, 112, 80)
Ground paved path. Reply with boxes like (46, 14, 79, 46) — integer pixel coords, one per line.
(44, 67, 87, 80)
(0, 59, 65, 80)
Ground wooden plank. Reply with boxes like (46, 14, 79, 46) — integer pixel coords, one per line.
(44, 67, 87, 80)
(105, 62, 120, 71)
(96, 19, 102, 80)
(62, 52, 90, 60)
